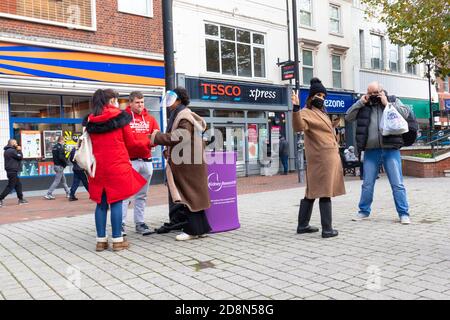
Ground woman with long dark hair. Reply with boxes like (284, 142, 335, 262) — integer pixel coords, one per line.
(85, 89, 147, 251)
(292, 78, 345, 238)
(150, 87, 211, 241)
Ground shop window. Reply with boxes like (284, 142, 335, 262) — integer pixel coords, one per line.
(13, 123, 81, 177)
(10, 93, 61, 118)
(213, 110, 245, 118)
(191, 108, 211, 117)
(247, 111, 265, 119)
(205, 23, 266, 78)
(63, 96, 91, 119)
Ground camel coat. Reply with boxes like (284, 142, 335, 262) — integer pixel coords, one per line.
(151, 109, 211, 212)
(293, 107, 346, 199)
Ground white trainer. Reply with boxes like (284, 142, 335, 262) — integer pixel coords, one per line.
(352, 213, 370, 221)
(400, 215, 411, 225)
(175, 233, 199, 241)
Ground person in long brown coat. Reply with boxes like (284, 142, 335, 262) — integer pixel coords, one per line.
(150, 87, 211, 241)
(292, 78, 346, 238)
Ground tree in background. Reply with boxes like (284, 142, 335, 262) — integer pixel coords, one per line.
(361, 0, 450, 76)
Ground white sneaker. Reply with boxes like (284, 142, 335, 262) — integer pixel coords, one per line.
(400, 215, 411, 225)
(175, 233, 199, 241)
(44, 194, 55, 200)
(352, 213, 370, 221)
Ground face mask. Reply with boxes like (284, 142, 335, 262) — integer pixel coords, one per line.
(311, 97, 325, 109)
(112, 100, 120, 108)
(369, 95, 381, 105)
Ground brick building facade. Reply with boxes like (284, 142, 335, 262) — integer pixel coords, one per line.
(0, 0, 166, 191)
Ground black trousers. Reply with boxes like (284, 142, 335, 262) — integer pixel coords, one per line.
(168, 193, 211, 236)
(70, 170, 89, 197)
(0, 171, 23, 200)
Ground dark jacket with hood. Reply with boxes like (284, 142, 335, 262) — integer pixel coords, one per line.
(4, 145, 23, 173)
(52, 142, 67, 167)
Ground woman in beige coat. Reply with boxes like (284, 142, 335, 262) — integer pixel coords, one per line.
(292, 78, 345, 238)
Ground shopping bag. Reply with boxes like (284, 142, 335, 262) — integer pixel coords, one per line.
(381, 104, 409, 136)
(74, 128, 96, 178)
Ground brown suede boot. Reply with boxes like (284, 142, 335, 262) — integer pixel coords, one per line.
(112, 237, 129, 252)
(96, 237, 109, 252)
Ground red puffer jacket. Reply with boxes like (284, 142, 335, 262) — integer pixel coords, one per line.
(86, 105, 147, 204)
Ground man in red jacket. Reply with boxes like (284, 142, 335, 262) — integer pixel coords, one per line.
(122, 91, 160, 236)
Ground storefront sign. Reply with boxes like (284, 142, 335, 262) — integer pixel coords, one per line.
(0, 41, 165, 86)
(299, 90, 354, 114)
(445, 99, 450, 110)
(281, 62, 296, 81)
(21, 130, 42, 159)
(43, 131, 63, 159)
(186, 78, 287, 105)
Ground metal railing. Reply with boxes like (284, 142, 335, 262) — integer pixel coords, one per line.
(425, 132, 450, 158)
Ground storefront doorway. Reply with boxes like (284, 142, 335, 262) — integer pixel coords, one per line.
(214, 125, 246, 175)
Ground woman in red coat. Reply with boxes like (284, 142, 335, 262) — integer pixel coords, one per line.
(85, 89, 147, 252)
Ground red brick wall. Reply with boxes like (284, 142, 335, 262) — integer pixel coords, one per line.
(402, 157, 450, 178)
(0, 0, 163, 54)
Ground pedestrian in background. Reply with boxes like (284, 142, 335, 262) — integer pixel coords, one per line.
(0, 139, 28, 207)
(279, 136, 289, 175)
(68, 142, 89, 201)
(44, 136, 70, 200)
(292, 78, 345, 238)
(85, 89, 147, 252)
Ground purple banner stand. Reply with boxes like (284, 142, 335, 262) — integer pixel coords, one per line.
(205, 152, 240, 233)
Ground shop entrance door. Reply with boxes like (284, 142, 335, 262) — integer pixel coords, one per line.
(214, 125, 246, 176)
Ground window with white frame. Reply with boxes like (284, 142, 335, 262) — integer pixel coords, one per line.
(301, 49, 314, 85)
(405, 46, 417, 75)
(389, 44, 400, 72)
(205, 23, 266, 78)
(329, 4, 341, 34)
(371, 34, 383, 70)
(444, 76, 449, 92)
(299, 0, 313, 27)
(332, 54, 342, 88)
(118, 0, 153, 17)
(0, 0, 95, 30)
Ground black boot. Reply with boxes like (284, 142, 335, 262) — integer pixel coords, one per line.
(319, 200, 338, 238)
(297, 199, 319, 234)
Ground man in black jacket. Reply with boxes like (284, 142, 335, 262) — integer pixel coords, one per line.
(0, 139, 28, 207)
(44, 136, 70, 200)
(68, 144, 88, 201)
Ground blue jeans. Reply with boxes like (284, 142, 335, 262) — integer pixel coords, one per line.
(70, 170, 89, 197)
(95, 192, 123, 239)
(359, 148, 409, 217)
(280, 155, 289, 174)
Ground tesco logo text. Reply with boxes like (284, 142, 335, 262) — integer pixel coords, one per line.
(201, 83, 241, 97)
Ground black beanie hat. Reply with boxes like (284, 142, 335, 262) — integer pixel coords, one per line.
(308, 78, 327, 98)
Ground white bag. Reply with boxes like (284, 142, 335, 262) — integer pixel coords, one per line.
(381, 104, 409, 136)
(74, 128, 96, 178)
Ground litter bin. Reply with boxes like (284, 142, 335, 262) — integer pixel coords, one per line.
(205, 151, 240, 233)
